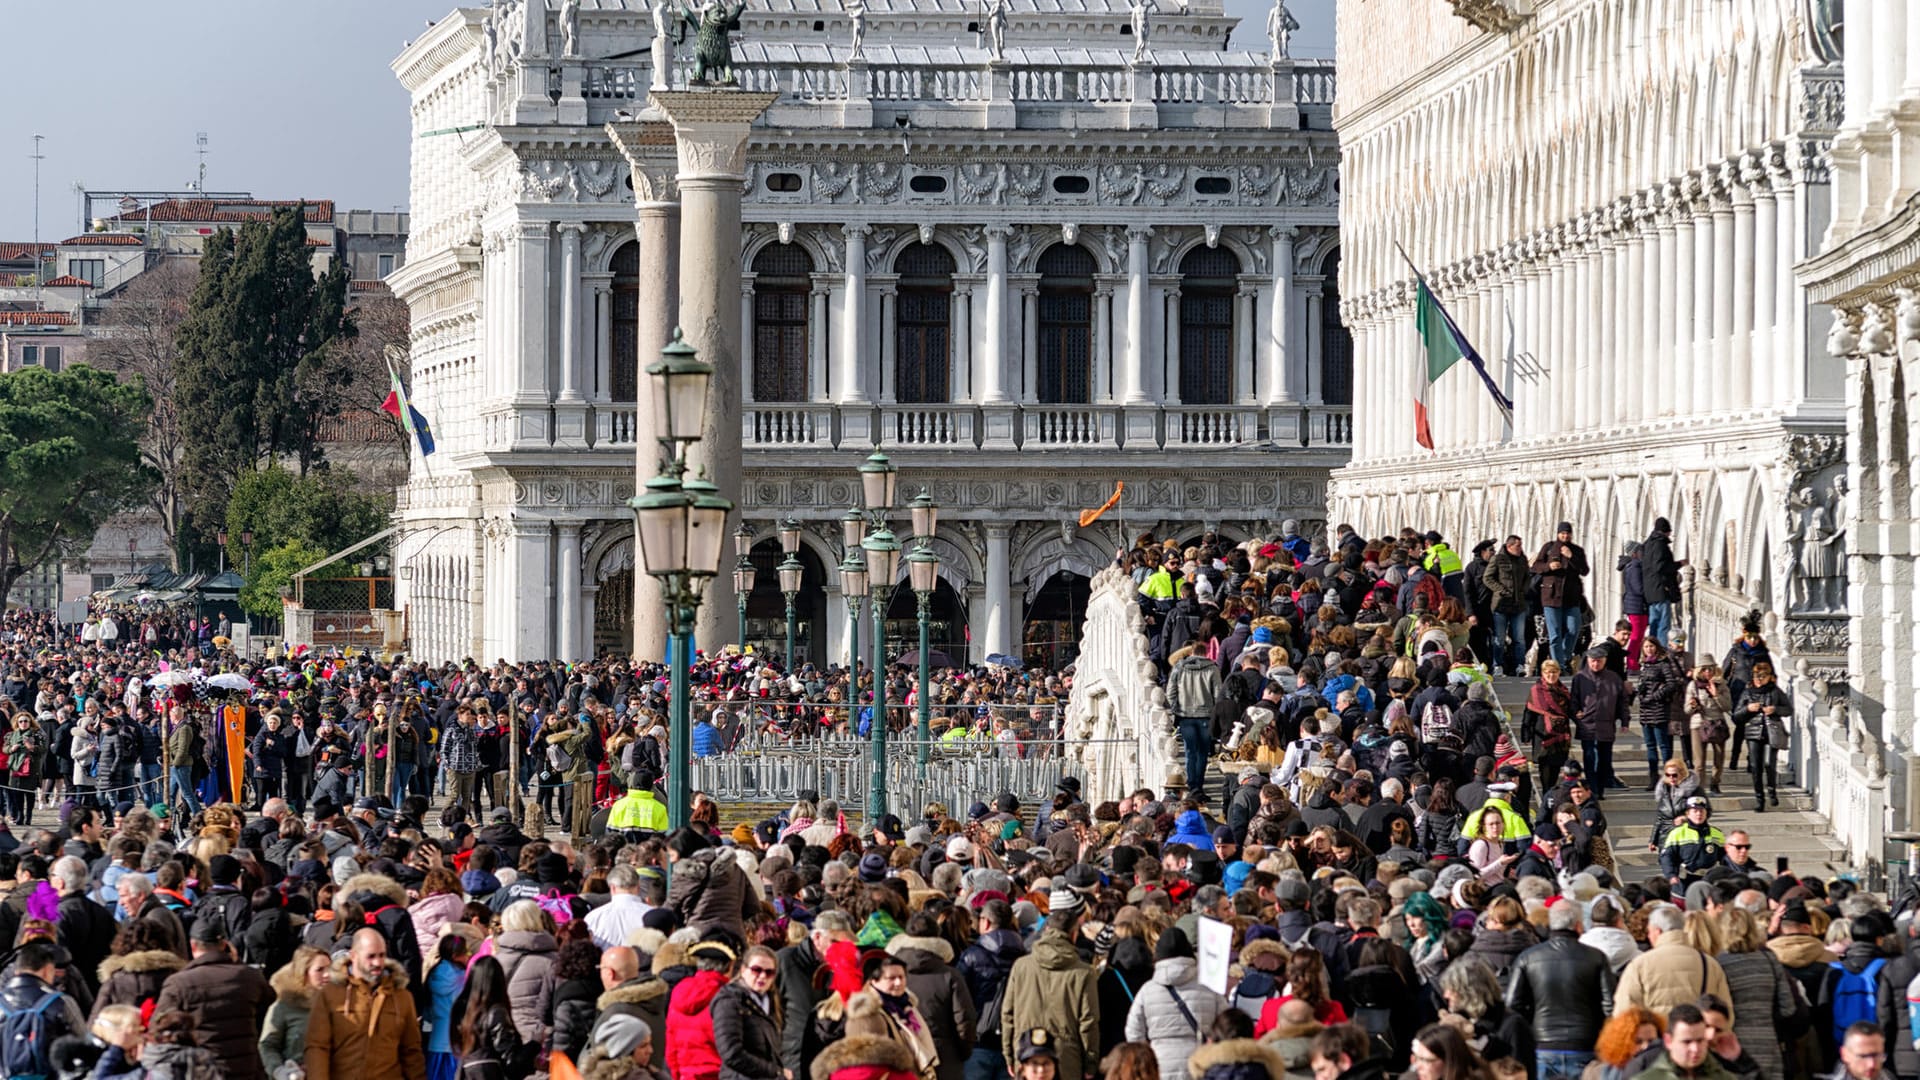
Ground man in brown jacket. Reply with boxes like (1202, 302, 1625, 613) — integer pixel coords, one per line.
(305, 928, 427, 1080)
(1612, 904, 1733, 1020)
(153, 916, 274, 1080)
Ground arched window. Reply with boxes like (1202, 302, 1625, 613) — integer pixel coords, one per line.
(1036, 244, 1095, 404)
(1178, 246, 1239, 405)
(609, 241, 639, 402)
(1320, 248, 1353, 405)
(751, 242, 813, 402)
(894, 243, 953, 404)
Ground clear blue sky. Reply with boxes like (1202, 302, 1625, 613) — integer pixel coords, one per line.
(0, 0, 1333, 242)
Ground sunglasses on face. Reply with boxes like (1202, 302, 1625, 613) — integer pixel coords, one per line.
(746, 965, 776, 976)
(1728, 843, 1751, 850)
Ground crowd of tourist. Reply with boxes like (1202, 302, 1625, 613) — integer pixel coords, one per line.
(0, 519, 1899, 1080)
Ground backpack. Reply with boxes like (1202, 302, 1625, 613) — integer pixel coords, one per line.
(537, 887, 577, 925)
(358, 902, 424, 990)
(0, 987, 64, 1079)
(194, 889, 252, 949)
(1829, 958, 1885, 1047)
(1422, 700, 1463, 751)
(546, 740, 574, 774)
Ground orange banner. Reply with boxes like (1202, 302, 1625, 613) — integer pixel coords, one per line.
(221, 704, 247, 805)
(1078, 481, 1125, 528)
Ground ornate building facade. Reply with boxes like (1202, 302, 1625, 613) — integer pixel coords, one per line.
(389, 0, 1347, 668)
(1798, 0, 1920, 871)
(1327, 4, 1856, 847)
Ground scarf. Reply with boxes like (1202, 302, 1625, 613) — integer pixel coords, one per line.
(877, 988, 923, 1034)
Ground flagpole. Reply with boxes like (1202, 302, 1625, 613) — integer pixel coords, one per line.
(386, 352, 434, 482)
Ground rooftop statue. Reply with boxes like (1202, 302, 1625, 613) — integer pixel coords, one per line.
(682, 0, 746, 85)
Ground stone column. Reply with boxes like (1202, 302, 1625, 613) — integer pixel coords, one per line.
(839, 226, 875, 443)
(1750, 161, 1778, 409)
(1021, 284, 1040, 405)
(604, 123, 680, 660)
(952, 282, 973, 400)
(589, 275, 613, 402)
(651, 89, 779, 652)
(1165, 288, 1184, 404)
(1121, 227, 1156, 443)
(557, 523, 582, 661)
(984, 523, 1013, 662)
(1266, 226, 1296, 404)
(1712, 169, 1740, 412)
(809, 281, 831, 401)
(877, 282, 899, 404)
(740, 277, 756, 401)
(1639, 214, 1661, 422)
(513, 222, 553, 447)
(1770, 163, 1800, 406)
(1236, 283, 1258, 406)
(979, 228, 1015, 447)
(1691, 186, 1715, 413)
(1093, 286, 1113, 403)
(1671, 207, 1695, 417)
(1730, 168, 1757, 413)
(1304, 286, 1324, 407)
(1573, 242, 1593, 433)
(554, 223, 589, 447)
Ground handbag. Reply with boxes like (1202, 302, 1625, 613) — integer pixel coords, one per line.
(1766, 716, 1792, 748)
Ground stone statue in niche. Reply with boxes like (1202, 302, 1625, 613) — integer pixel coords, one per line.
(1788, 481, 1845, 613)
(681, 0, 745, 84)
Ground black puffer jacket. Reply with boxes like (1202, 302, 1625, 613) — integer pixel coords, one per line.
(887, 935, 976, 1080)
(711, 979, 784, 1080)
(1503, 930, 1615, 1050)
(546, 975, 601, 1064)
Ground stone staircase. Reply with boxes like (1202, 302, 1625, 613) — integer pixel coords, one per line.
(1483, 675, 1852, 883)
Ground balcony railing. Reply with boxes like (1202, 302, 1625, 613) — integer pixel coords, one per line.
(731, 403, 1351, 453)
(882, 405, 975, 447)
(1023, 405, 1118, 447)
(744, 403, 837, 446)
(1167, 407, 1258, 447)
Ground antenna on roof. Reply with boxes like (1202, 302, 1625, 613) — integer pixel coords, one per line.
(30, 135, 45, 297)
(193, 132, 210, 193)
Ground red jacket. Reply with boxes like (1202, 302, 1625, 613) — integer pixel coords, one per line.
(666, 969, 728, 1080)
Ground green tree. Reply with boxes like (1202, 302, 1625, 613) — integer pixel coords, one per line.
(224, 463, 391, 562)
(173, 205, 355, 552)
(240, 539, 329, 618)
(0, 365, 156, 605)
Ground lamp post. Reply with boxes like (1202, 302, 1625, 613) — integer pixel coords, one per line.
(216, 530, 228, 575)
(240, 529, 254, 579)
(732, 524, 756, 650)
(778, 516, 804, 668)
(907, 489, 941, 774)
(839, 551, 868, 713)
(858, 449, 900, 821)
(630, 328, 731, 831)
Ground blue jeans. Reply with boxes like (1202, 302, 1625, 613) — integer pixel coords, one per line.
(1492, 610, 1528, 673)
(168, 766, 201, 812)
(1582, 739, 1616, 794)
(1648, 601, 1674, 648)
(138, 763, 160, 806)
(391, 762, 415, 804)
(1177, 715, 1212, 797)
(1537, 1050, 1595, 1079)
(1643, 723, 1674, 773)
(1544, 605, 1583, 668)
(963, 1046, 1006, 1080)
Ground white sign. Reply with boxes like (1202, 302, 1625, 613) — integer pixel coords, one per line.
(1195, 915, 1232, 996)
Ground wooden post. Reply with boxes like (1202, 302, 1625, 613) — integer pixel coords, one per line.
(160, 706, 172, 814)
(385, 701, 399, 805)
(508, 704, 522, 827)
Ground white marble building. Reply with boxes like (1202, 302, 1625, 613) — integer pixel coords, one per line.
(388, 0, 1347, 668)
(1797, 0, 1920, 870)
(1328, 0, 1850, 799)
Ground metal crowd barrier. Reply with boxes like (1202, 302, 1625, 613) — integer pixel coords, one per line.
(690, 733, 1136, 819)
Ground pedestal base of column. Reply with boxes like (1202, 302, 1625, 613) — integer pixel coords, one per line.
(842, 62, 872, 127)
(1268, 64, 1298, 129)
(1121, 405, 1160, 447)
(1887, 104, 1920, 215)
(511, 400, 553, 447)
(986, 64, 1014, 128)
(558, 60, 588, 124)
(553, 402, 591, 448)
(1267, 405, 1303, 443)
(1124, 66, 1158, 130)
(840, 404, 876, 446)
(979, 404, 1018, 448)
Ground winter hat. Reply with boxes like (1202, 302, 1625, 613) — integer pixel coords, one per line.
(1493, 735, 1516, 759)
(1046, 886, 1084, 916)
(858, 852, 890, 883)
(1467, 680, 1493, 702)
(945, 836, 976, 862)
(594, 1013, 653, 1060)
(1185, 1040, 1289, 1080)
(810, 1031, 920, 1080)
(1251, 626, 1273, 645)
(1155, 926, 1195, 961)
(1557, 521, 1574, 534)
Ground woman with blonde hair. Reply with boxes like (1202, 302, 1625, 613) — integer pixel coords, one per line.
(1714, 908, 1796, 1079)
(1650, 758, 1700, 852)
(259, 945, 331, 1079)
(1680, 909, 1723, 957)
(1685, 660, 1733, 795)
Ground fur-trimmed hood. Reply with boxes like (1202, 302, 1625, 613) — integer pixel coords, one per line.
(809, 1033, 920, 1080)
(269, 957, 316, 1006)
(1185, 1038, 1287, 1080)
(326, 953, 411, 992)
(579, 1043, 647, 1080)
(341, 872, 409, 910)
(597, 975, 670, 1010)
(99, 948, 186, 983)
(884, 933, 954, 964)
(1236, 938, 1288, 968)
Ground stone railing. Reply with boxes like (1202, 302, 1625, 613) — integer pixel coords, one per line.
(1023, 405, 1118, 447)
(1062, 565, 1179, 795)
(738, 402, 1354, 453)
(595, 406, 640, 446)
(1167, 406, 1259, 447)
(1307, 405, 1353, 446)
(568, 54, 1332, 127)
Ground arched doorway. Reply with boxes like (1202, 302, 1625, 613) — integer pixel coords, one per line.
(1179, 246, 1239, 404)
(1023, 570, 1092, 670)
(882, 578, 969, 667)
(751, 242, 813, 401)
(1036, 244, 1095, 403)
(745, 539, 831, 668)
(595, 567, 634, 656)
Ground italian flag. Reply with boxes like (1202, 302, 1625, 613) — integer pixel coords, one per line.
(1412, 272, 1511, 450)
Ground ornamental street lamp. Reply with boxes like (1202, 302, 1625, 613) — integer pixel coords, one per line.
(216, 530, 228, 575)
(839, 550, 868, 713)
(732, 524, 756, 650)
(862, 522, 901, 821)
(630, 328, 733, 831)
(907, 543, 941, 775)
(778, 516, 804, 668)
(241, 530, 254, 578)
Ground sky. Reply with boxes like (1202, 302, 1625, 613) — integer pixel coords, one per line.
(0, 0, 1334, 243)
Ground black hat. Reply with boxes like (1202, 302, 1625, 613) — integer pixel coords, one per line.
(1472, 539, 1497, 556)
(190, 916, 229, 944)
(1057, 776, 1082, 797)
(1155, 926, 1195, 961)
(1533, 820, 1563, 842)
(1586, 644, 1611, 659)
(1015, 1029, 1059, 1064)
(1557, 521, 1574, 534)
(641, 907, 681, 933)
(873, 813, 904, 842)
(1060, 862, 1101, 894)
(536, 851, 572, 885)
(209, 855, 243, 885)
(1781, 902, 1813, 926)
(353, 795, 379, 812)
(994, 792, 1020, 814)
